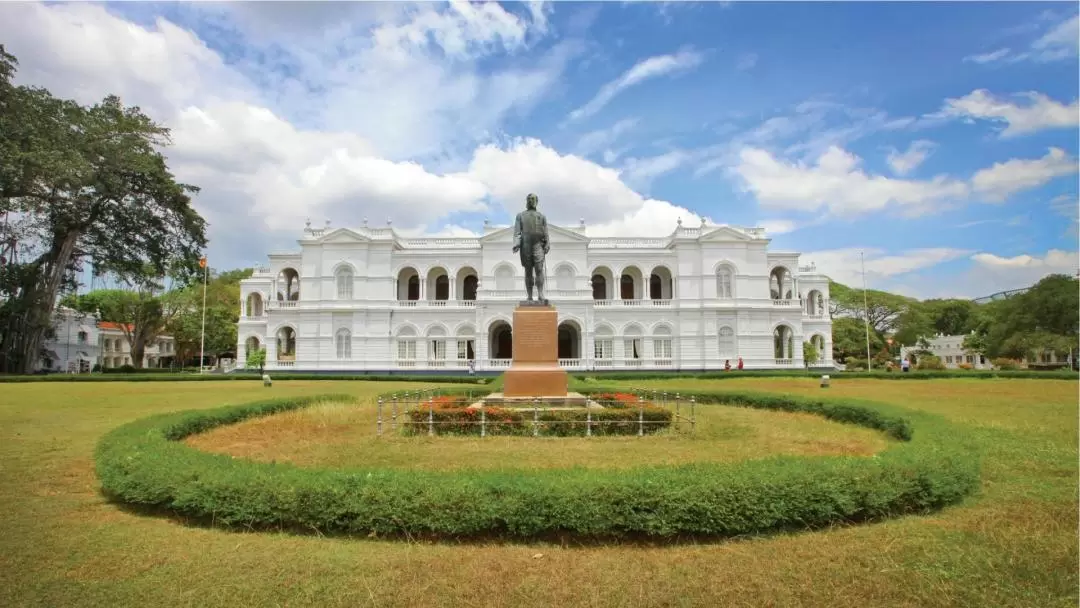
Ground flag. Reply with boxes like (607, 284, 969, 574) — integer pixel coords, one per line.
(199, 257, 207, 269)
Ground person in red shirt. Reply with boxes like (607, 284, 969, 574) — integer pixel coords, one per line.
(737, 357, 744, 370)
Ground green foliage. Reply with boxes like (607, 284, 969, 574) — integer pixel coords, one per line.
(828, 280, 917, 334)
(916, 355, 946, 371)
(803, 341, 819, 367)
(402, 406, 673, 437)
(94, 389, 980, 540)
(991, 358, 1020, 370)
(831, 317, 884, 363)
(245, 348, 266, 372)
(166, 267, 252, 362)
(0, 47, 207, 373)
(64, 287, 180, 368)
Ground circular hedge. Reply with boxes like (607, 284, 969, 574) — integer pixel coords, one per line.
(94, 389, 980, 540)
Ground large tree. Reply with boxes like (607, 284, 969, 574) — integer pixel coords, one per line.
(977, 274, 1079, 361)
(831, 316, 885, 363)
(64, 282, 183, 368)
(165, 267, 251, 365)
(0, 47, 206, 373)
(828, 280, 916, 335)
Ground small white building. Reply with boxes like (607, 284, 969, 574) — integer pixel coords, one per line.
(900, 332, 1075, 370)
(237, 218, 835, 372)
(900, 334, 991, 369)
(39, 307, 101, 373)
(98, 322, 177, 369)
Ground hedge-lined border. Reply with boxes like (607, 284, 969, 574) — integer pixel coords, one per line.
(95, 389, 980, 540)
(9, 368, 1077, 383)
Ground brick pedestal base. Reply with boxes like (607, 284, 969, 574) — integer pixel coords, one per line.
(501, 304, 568, 397)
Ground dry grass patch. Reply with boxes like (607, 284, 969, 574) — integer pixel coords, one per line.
(184, 398, 890, 471)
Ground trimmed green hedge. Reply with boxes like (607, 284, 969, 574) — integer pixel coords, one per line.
(572, 369, 1078, 381)
(0, 373, 490, 384)
(95, 387, 980, 540)
(8, 367, 1076, 383)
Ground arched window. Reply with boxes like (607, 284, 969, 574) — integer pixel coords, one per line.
(718, 326, 736, 359)
(652, 325, 673, 366)
(716, 267, 733, 299)
(591, 275, 607, 300)
(335, 328, 351, 359)
(336, 267, 354, 300)
(555, 265, 575, 291)
(594, 326, 614, 366)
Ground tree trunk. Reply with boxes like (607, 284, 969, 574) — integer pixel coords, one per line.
(15, 228, 80, 374)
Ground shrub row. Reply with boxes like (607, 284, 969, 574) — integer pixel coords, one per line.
(7, 367, 1075, 383)
(572, 368, 1077, 381)
(401, 406, 673, 436)
(578, 387, 914, 441)
(0, 373, 490, 384)
(95, 388, 979, 540)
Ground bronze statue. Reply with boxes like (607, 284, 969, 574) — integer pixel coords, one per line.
(512, 193, 550, 304)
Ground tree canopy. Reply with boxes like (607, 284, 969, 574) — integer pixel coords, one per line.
(0, 46, 207, 373)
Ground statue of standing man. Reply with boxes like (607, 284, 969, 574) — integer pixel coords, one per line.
(512, 193, 550, 305)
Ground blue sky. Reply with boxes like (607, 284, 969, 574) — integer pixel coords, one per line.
(3, 1, 1078, 298)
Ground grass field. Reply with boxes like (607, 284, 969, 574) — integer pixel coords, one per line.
(185, 398, 889, 471)
(0, 378, 1076, 607)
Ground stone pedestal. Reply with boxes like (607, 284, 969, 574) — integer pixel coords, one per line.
(502, 304, 568, 397)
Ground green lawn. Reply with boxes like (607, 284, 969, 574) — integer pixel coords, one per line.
(1, 378, 1076, 607)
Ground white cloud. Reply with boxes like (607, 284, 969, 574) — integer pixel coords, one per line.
(1, 2, 697, 266)
(566, 48, 703, 122)
(963, 48, 1011, 63)
(1025, 13, 1080, 61)
(963, 13, 1079, 64)
(735, 52, 758, 71)
(966, 249, 1079, 295)
(970, 148, 1079, 201)
(942, 89, 1080, 137)
(801, 247, 973, 288)
(466, 137, 700, 236)
(757, 219, 798, 235)
(619, 149, 692, 188)
(733, 145, 969, 217)
(886, 140, 936, 176)
(1050, 194, 1079, 238)
(576, 117, 638, 157)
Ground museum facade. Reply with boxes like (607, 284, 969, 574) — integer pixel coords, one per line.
(237, 218, 833, 372)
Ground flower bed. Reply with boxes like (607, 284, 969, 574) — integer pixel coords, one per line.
(402, 404, 673, 436)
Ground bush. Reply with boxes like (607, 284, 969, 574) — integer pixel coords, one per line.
(844, 358, 868, 371)
(95, 389, 979, 540)
(992, 358, 1020, 370)
(916, 355, 946, 371)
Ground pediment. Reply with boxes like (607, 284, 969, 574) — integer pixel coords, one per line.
(317, 228, 371, 244)
(479, 223, 589, 244)
(698, 226, 754, 242)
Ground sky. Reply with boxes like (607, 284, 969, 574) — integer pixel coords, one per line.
(1, 0, 1077, 299)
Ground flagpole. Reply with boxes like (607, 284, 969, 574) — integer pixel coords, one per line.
(199, 258, 208, 374)
(861, 250, 872, 368)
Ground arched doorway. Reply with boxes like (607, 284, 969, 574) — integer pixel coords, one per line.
(489, 321, 513, 359)
(557, 321, 581, 359)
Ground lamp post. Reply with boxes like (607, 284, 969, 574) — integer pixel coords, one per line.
(861, 250, 872, 367)
(198, 257, 208, 374)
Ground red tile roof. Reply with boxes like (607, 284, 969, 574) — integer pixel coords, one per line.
(98, 321, 134, 332)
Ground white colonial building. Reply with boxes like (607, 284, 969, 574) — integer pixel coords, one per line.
(237, 218, 833, 372)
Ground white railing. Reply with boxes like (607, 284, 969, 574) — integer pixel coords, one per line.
(654, 358, 673, 367)
(774, 358, 793, 365)
(593, 299, 673, 307)
(805, 312, 827, 319)
(772, 299, 792, 306)
(488, 358, 511, 369)
(589, 238, 670, 248)
(394, 300, 477, 308)
(558, 358, 583, 368)
(275, 360, 295, 369)
(267, 300, 298, 309)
